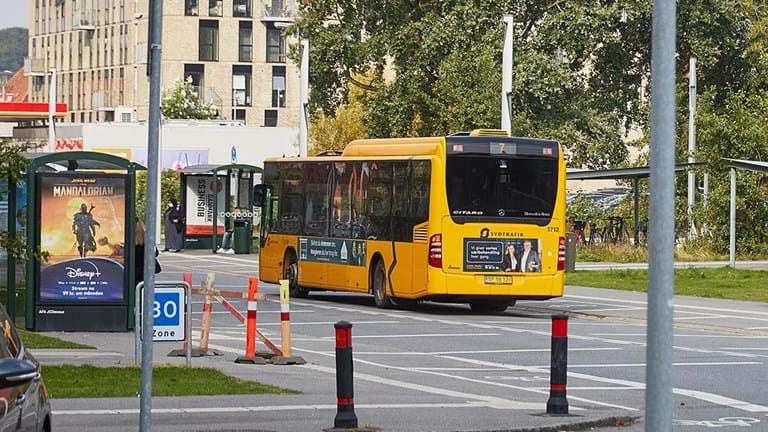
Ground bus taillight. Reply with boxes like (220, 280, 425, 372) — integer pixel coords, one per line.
(429, 234, 442, 268)
(558, 236, 566, 271)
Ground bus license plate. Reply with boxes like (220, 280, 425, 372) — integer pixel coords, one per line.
(484, 275, 513, 285)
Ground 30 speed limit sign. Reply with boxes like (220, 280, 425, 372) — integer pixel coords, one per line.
(140, 286, 186, 342)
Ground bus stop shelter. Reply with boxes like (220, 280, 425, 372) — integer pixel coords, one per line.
(178, 164, 262, 253)
(724, 158, 768, 267)
(567, 163, 702, 245)
(5, 152, 144, 330)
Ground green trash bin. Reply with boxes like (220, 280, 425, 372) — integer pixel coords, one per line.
(565, 232, 577, 273)
(233, 220, 252, 254)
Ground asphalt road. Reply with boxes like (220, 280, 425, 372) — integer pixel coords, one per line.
(49, 253, 768, 431)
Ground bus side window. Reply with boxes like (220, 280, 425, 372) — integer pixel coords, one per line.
(392, 161, 411, 242)
(364, 161, 392, 240)
(303, 162, 330, 237)
(410, 160, 431, 225)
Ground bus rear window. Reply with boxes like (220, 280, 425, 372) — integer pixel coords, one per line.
(446, 156, 558, 224)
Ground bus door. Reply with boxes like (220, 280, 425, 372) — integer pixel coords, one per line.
(255, 184, 282, 282)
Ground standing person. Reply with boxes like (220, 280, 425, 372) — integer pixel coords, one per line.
(502, 244, 520, 272)
(164, 198, 184, 252)
(136, 219, 161, 286)
(519, 240, 541, 273)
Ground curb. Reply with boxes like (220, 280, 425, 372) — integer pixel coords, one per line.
(458, 416, 641, 432)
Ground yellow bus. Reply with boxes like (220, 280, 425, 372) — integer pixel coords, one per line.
(256, 129, 566, 312)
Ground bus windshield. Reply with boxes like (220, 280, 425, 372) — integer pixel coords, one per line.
(446, 155, 558, 224)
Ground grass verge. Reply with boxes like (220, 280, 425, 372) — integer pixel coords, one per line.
(43, 365, 299, 398)
(566, 267, 768, 303)
(19, 330, 94, 349)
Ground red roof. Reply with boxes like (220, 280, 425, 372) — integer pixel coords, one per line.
(2, 68, 29, 103)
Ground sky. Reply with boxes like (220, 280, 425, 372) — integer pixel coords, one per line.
(1, 0, 29, 30)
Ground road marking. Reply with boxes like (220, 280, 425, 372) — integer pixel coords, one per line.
(320, 333, 500, 339)
(565, 294, 768, 319)
(721, 348, 768, 351)
(571, 307, 647, 313)
(430, 348, 621, 355)
(202, 338, 543, 411)
(482, 321, 645, 327)
(439, 355, 768, 413)
(29, 350, 123, 357)
(528, 362, 762, 369)
(53, 402, 491, 416)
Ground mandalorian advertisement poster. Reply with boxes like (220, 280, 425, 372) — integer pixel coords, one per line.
(37, 173, 127, 302)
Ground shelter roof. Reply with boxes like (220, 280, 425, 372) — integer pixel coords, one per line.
(179, 164, 263, 174)
(567, 163, 703, 181)
(723, 158, 768, 174)
(23, 151, 145, 172)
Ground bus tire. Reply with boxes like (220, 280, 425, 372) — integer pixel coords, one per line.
(372, 260, 394, 309)
(284, 251, 309, 298)
(469, 300, 514, 313)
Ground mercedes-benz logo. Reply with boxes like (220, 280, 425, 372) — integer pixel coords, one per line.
(498, 209, 506, 216)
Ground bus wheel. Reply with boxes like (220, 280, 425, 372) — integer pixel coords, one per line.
(372, 261, 393, 309)
(285, 253, 309, 298)
(469, 301, 513, 313)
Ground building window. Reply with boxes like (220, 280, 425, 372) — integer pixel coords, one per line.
(185, 0, 198, 16)
(232, 65, 251, 107)
(264, 109, 278, 127)
(208, 0, 222, 17)
(199, 20, 219, 61)
(233, 108, 246, 123)
(272, 66, 285, 108)
(238, 21, 252, 63)
(266, 23, 285, 63)
(233, 0, 250, 17)
(184, 64, 205, 97)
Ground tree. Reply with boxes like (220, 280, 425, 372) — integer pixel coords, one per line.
(309, 102, 368, 155)
(294, 1, 755, 168)
(0, 28, 28, 72)
(135, 170, 181, 222)
(0, 141, 47, 262)
(160, 78, 219, 120)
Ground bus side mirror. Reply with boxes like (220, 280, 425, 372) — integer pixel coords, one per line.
(253, 185, 267, 208)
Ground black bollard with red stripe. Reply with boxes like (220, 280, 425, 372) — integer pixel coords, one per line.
(546, 313, 569, 414)
(334, 321, 358, 429)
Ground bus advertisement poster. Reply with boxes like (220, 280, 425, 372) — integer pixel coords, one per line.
(299, 237, 366, 267)
(185, 174, 226, 236)
(464, 238, 542, 273)
(37, 173, 127, 302)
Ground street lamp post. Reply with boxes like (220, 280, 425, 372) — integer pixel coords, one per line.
(0, 70, 13, 102)
(274, 21, 308, 157)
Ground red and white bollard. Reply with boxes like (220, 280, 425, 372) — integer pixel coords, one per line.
(236, 277, 267, 364)
(272, 279, 306, 365)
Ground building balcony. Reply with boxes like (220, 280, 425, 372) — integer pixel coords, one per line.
(73, 10, 96, 31)
(23, 58, 46, 77)
(260, 0, 296, 22)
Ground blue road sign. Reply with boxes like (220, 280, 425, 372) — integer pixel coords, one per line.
(145, 287, 186, 342)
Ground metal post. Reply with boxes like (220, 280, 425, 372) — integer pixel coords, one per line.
(702, 173, 710, 235)
(48, 68, 57, 150)
(633, 178, 640, 246)
(7, 178, 16, 322)
(134, 281, 144, 365)
(546, 314, 569, 414)
(184, 281, 191, 367)
(687, 57, 697, 239)
(299, 39, 309, 157)
(501, 15, 514, 133)
(140, 0, 163, 428)
(646, 1, 676, 431)
(730, 167, 736, 267)
(212, 173, 218, 253)
(333, 321, 358, 429)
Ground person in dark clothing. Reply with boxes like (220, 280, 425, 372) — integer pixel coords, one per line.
(164, 198, 184, 252)
(135, 219, 161, 286)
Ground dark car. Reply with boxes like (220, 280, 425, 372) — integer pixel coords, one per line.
(0, 306, 51, 431)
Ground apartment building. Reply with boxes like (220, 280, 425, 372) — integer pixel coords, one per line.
(26, 0, 300, 127)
